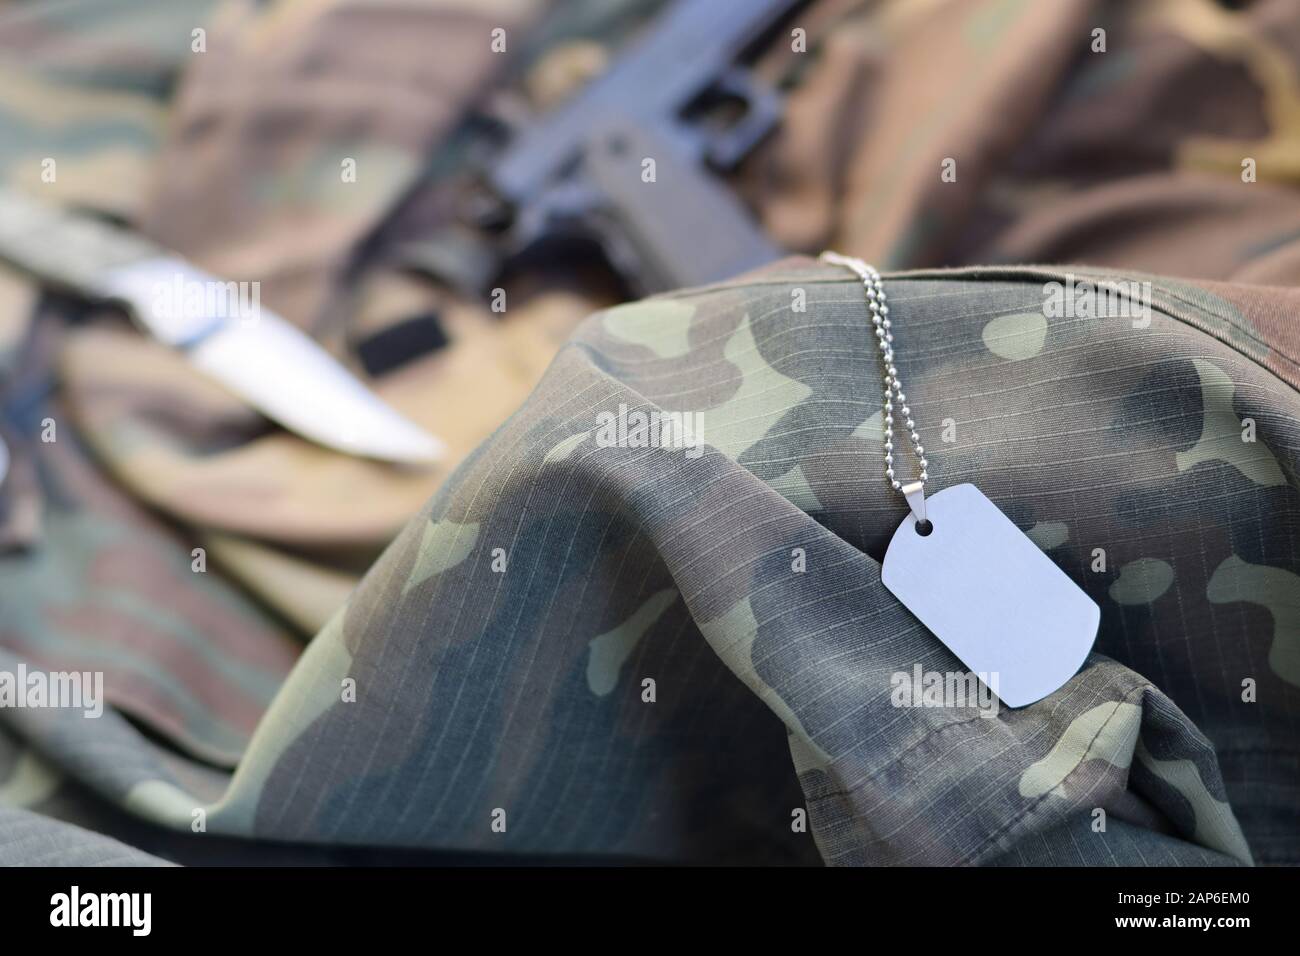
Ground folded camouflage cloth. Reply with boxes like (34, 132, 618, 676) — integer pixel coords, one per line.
(5, 256, 1298, 865)
(2, 0, 1300, 865)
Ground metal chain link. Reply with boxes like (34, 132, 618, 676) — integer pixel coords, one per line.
(819, 251, 928, 496)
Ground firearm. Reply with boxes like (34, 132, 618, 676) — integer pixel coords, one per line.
(428, 0, 805, 296)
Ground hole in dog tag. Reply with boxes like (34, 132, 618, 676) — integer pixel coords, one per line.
(881, 483, 1099, 708)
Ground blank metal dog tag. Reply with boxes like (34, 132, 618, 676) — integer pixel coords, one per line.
(881, 483, 1099, 708)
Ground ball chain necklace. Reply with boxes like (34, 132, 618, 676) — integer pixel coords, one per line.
(820, 251, 1100, 708)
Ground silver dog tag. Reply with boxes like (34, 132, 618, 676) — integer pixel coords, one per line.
(881, 483, 1099, 708)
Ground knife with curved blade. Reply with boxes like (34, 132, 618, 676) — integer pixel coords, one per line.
(0, 188, 443, 465)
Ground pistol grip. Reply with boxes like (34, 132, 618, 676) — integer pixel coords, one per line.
(583, 121, 782, 292)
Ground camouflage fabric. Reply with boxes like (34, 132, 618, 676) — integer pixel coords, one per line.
(0, 0, 598, 641)
(747, 0, 1300, 287)
(189, 257, 1295, 866)
(5, 255, 1296, 865)
(1, 0, 1298, 865)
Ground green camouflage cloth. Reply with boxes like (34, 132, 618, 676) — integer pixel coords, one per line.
(200, 257, 1293, 866)
(1, 0, 1299, 865)
(5, 256, 1296, 865)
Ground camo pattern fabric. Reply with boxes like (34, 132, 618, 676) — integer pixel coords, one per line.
(750, 0, 1300, 292)
(196, 256, 1291, 866)
(6, 255, 1297, 865)
(0, 0, 1298, 864)
(0, 0, 590, 644)
(0, 0, 591, 761)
